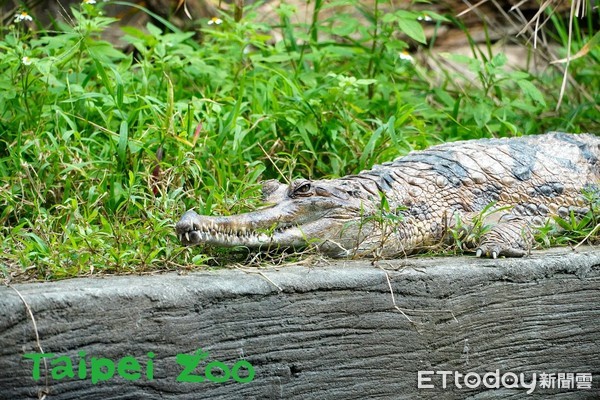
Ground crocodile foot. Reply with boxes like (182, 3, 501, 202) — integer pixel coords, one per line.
(475, 216, 534, 259)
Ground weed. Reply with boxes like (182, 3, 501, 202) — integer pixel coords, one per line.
(536, 188, 600, 248)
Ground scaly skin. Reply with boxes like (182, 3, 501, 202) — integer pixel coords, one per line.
(176, 132, 600, 258)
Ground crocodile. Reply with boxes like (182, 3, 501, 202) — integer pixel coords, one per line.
(176, 132, 600, 258)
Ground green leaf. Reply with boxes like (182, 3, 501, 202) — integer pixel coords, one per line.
(516, 80, 547, 107)
(355, 78, 377, 85)
(360, 123, 384, 167)
(87, 41, 126, 62)
(489, 53, 507, 68)
(331, 19, 360, 36)
(440, 53, 481, 73)
(118, 121, 129, 166)
(146, 23, 163, 37)
(397, 18, 426, 44)
(473, 103, 491, 128)
(251, 53, 297, 63)
(434, 88, 455, 108)
(420, 11, 451, 22)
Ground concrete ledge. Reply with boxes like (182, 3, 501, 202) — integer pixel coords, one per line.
(1, 248, 599, 399)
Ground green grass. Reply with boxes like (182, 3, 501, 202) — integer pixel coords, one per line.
(1, 0, 599, 281)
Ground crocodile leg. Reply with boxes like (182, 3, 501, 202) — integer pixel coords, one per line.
(475, 215, 535, 258)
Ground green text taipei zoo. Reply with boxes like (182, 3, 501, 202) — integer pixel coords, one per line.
(23, 349, 255, 384)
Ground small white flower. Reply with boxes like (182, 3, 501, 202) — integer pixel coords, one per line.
(83, 0, 97, 4)
(399, 51, 414, 63)
(15, 11, 33, 22)
(22, 56, 33, 65)
(417, 15, 433, 22)
(207, 17, 223, 25)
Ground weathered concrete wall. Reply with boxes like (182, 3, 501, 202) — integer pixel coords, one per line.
(1, 247, 599, 399)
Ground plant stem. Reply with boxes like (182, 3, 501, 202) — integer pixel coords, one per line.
(367, 0, 380, 99)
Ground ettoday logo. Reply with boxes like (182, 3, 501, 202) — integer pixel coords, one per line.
(23, 349, 255, 384)
(418, 370, 593, 394)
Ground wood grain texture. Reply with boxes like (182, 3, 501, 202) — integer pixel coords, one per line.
(1, 247, 599, 399)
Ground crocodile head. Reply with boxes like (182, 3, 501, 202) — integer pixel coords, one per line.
(175, 178, 383, 257)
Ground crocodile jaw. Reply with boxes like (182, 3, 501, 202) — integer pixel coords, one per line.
(175, 196, 362, 254)
(176, 209, 310, 249)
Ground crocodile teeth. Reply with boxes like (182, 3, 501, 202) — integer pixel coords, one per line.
(475, 249, 482, 258)
(492, 251, 498, 259)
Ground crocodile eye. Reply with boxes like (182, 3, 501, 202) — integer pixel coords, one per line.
(292, 181, 313, 197)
